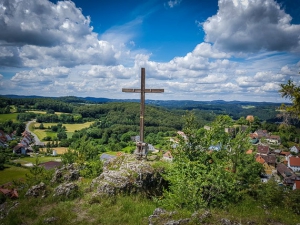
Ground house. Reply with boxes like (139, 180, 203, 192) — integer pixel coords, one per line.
(274, 149, 281, 155)
(288, 157, 300, 172)
(256, 155, 265, 164)
(5, 134, 12, 141)
(266, 135, 281, 145)
(293, 180, 300, 190)
(254, 130, 269, 139)
(290, 146, 300, 154)
(276, 163, 298, 186)
(280, 151, 291, 161)
(162, 151, 173, 161)
(261, 154, 276, 167)
(13, 144, 26, 155)
(257, 145, 269, 155)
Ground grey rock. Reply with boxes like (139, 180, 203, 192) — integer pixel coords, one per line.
(220, 218, 242, 225)
(44, 217, 58, 224)
(191, 210, 211, 222)
(25, 182, 46, 197)
(91, 154, 166, 196)
(53, 182, 78, 197)
(51, 164, 80, 183)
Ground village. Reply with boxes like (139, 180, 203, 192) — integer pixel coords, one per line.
(1, 114, 300, 197)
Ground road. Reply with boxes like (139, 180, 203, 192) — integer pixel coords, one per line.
(26, 120, 44, 146)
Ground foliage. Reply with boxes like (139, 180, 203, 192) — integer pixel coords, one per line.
(278, 79, 300, 124)
(79, 160, 103, 178)
(161, 114, 263, 211)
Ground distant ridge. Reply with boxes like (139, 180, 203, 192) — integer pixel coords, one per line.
(0, 94, 286, 106)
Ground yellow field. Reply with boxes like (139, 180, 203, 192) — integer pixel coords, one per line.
(26, 110, 69, 115)
(40, 147, 68, 154)
(31, 121, 93, 140)
(34, 121, 93, 132)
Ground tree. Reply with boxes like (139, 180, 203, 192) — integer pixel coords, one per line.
(278, 79, 300, 124)
(161, 114, 262, 211)
(57, 131, 67, 140)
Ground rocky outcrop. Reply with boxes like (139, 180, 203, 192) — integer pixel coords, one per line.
(51, 164, 80, 183)
(53, 182, 78, 198)
(91, 154, 167, 197)
(25, 182, 46, 198)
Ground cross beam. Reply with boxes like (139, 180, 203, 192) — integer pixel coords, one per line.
(122, 68, 164, 143)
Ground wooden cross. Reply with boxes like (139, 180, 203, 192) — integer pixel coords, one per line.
(122, 68, 164, 143)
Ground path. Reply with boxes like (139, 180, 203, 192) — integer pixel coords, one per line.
(26, 120, 44, 146)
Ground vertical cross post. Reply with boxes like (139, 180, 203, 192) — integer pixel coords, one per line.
(122, 68, 164, 159)
(140, 68, 145, 142)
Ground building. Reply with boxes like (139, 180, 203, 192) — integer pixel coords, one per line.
(288, 157, 300, 172)
(290, 146, 300, 154)
(257, 145, 269, 155)
(266, 135, 281, 145)
(162, 151, 173, 161)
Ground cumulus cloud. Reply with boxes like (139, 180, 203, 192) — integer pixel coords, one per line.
(0, 0, 91, 46)
(11, 67, 70, 85)
(0, 0, 120, 67)
(203, 0, 300, 53)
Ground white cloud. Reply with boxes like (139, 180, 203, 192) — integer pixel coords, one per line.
(0, 0, 120, 68)
(166, 0, 182, 8)
(203, 0, 300, 53)
(11, 67, 70, 85)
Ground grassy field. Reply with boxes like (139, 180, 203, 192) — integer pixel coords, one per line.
(13, 156, 61, 165)
(0, 113, 18, 122)
(0, 165, 28, 185)
(31, 122, 93, 140)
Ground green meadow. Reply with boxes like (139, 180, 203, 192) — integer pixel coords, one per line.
(0, 113, 18, 122)
(0, 165, 28, 185)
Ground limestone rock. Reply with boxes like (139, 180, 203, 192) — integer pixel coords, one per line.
(53, 182, 78, 197)
(51, 164, 79, 183)
(25, 182, 46, 197)
(91, 154, 166, 196)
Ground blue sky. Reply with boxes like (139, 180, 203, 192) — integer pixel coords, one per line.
(0, 0, 300, 102)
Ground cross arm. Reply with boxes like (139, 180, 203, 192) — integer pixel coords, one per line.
(122, 88, 164, 93)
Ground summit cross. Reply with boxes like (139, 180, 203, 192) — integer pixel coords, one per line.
(122, 68, 164, 143)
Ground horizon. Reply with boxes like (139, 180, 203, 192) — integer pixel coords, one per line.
(0, 93, 289, 104)
(0, 0, 299, 103)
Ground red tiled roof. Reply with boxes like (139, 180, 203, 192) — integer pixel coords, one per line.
(256, 155, 265, 164)
(289, 157, 300, 167)
(246, 149, 253, 154)
(257, 145, 269, 155)
(280, 151, 291, 156)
